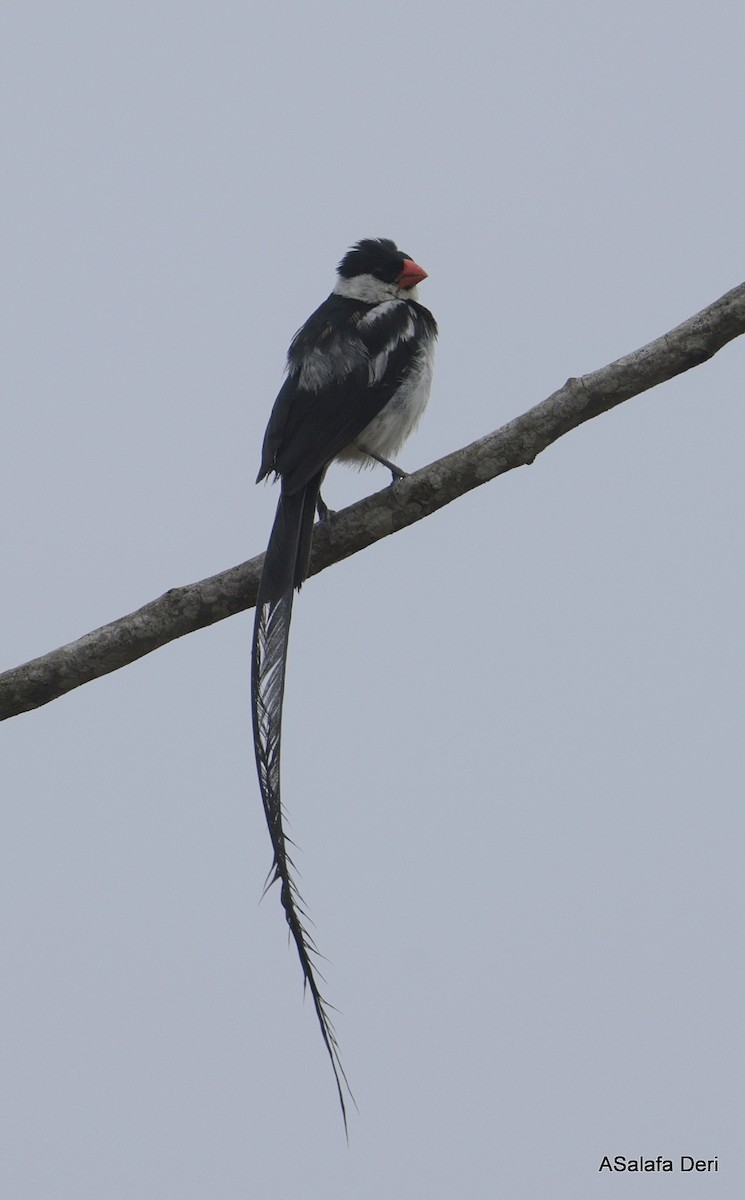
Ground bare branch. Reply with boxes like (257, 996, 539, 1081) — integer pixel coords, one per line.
(2, 280, 744, 722)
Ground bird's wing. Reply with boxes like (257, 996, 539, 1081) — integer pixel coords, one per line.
(258, 296, 431, 494)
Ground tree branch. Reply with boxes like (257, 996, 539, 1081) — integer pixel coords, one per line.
(3, 280, 744, 721)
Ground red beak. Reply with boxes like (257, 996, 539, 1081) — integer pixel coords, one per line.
(397, 257, 428, 289)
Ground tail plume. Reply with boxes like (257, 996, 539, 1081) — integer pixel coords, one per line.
(251, 478, 353, 1130)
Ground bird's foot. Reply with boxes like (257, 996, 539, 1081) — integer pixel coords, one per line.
(357, 443, 408, 482)
(316, 494, 335, 522)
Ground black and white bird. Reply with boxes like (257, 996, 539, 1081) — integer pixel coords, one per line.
(251, 238, 437, 1127)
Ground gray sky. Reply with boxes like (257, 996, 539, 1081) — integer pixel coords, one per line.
(2, 1, 743, 1196)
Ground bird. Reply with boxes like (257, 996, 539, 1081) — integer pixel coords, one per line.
(251, 237, 437, 1128)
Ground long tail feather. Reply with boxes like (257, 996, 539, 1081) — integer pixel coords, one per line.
(251, 480, 353, 1131)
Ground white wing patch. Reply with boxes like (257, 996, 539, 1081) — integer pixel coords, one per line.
(357, 299, 407, 328)
(297, 336, 367, 392)
(362, 304, 417, 385)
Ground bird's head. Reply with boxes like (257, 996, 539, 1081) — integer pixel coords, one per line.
(334, 237, 428, 303)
